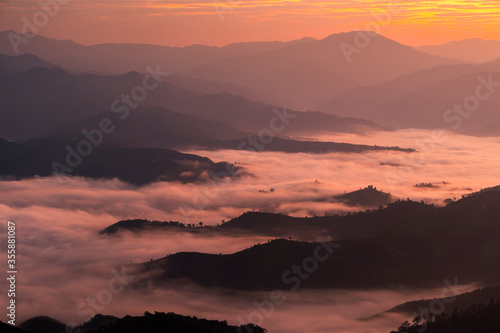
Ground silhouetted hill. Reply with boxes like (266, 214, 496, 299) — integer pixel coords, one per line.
(390, 299, 500, 333)
(45, 107, 411, 153)
(134, 188, 500, 290)
(15, 312, 264, 333)
(19, 316, 66, 333)
(333, 185, 395, 207)
(0, 53, 60, 74)
(101, 199, 435, 240)
(0, 321, 25, 332)
(18, 314, 120, 333)
(90, 312, 266, 333)
(221, 199, 432, 238)
(0, 138, 243, 185)
(372, 286, 500, 320)
(101, 219, 187, 234)
(205, 138, 414, 154)
(80, 315, 120, 333)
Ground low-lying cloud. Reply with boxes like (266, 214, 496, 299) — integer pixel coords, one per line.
(0, 129, 498, 331)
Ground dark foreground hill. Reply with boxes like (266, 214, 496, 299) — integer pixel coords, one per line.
(0, 138, 243, 185)
(9, 312, 265, 333)
(0, 135, 412, 185)
(0, 321, 25, 332)
(101, 198, 435, 240)
(390, 299, 500, 333)
(90, 312, 265, 333)
(18, 315, 68, 333)
(205, 137, 414, 154)
(132, 188, 500, 290)
(368, 286, 500, 321)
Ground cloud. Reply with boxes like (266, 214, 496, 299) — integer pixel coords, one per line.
(0, 129, 497, 331)
(0, 200, 476, 332)
(1, 0, 499, 46)
(1, 129, 499, 226)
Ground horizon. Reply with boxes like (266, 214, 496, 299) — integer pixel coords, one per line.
(3, 1, 500, 333)
(1, 1, 500, 47)
(2, 28, 500, 49)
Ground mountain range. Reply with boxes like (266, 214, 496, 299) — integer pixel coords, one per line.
(1, 312, 265, 333)
(3, 26, 500, 333)
(3, 30, 500, 137)
(99, 186, 414, 240)
(417, 38, 500, 63)
(318, 59, 500, 135)
(0, 138, 244, 185)
(1, 30, 462, 110)
(130, 187, 500, 290)
(0, 56, 391, 141)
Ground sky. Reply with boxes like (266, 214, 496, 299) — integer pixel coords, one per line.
(0, 0, 499, 47)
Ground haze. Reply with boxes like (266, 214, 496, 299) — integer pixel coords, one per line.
(0, 0, 499, 46)
(2, 1, 500, 333)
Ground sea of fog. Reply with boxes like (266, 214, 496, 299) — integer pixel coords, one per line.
(0, 129, 498, 332)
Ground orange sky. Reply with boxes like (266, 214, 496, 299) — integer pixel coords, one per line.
(0, 0, 499, 47)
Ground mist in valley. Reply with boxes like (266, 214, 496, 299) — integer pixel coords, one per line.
(0, 129, 497, 332)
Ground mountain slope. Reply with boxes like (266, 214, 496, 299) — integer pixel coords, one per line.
(418, 38, 500, 63)
(0, 31, 462, 110)
(0, 138, 243, 185)
(0, 321, 25, 332)
(0, 29, 310, 74)
(47, 106, 249, 148)
(0, 52, 60, 74)
(0, 66, 390, 141)
(317, 63, 480, 117)
(0, 67, 111, 139)
(373, 286, 500, 319)
(18, 316, 66, 333)
(15, 312, 264, 333)
(318, 59, 500, 118)
(44, 105, 412, 154)
(135, 188, 500, 290)
(182, 32, 461, 109)
(319, 65, 500, 135)
(90, 312, 266, 333)
(332, 185, 395, 207)
(370, 71, 500, 134)
(390, 299, 500, 333)
(100, 199, 433, 240)
(141, 87, 391, 135)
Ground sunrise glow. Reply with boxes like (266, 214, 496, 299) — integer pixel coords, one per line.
(0, 0, 499, 46)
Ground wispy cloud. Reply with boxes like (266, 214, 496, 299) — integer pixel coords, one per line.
(0, 1, 499, 57)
